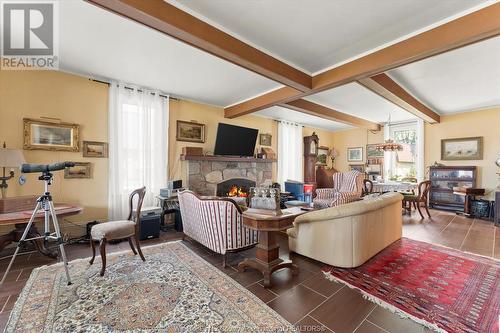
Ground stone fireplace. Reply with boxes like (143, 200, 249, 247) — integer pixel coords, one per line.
(183, 156, 274, 196)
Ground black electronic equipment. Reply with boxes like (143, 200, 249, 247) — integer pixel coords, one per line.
(138, 208, 162, 240)
(167, 180, 182, 189)
(21, 162, 75, 173)
(213, 123, 258, 157)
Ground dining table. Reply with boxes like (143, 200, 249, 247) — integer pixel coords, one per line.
(372, 181, 417, 193)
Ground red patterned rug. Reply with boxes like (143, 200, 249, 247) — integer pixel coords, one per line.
(323, 238, 499, 333)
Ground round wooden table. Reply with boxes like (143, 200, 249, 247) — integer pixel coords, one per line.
(237, 207, 306, 287)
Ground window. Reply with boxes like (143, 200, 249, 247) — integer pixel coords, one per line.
(108, 84, 169, 220)
(386, 121, 423, 182)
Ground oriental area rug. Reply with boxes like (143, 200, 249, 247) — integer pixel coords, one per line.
(323, 238, 500, 333)
(6, 241, 295, 333)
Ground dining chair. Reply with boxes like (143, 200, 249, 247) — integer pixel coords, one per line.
(89, 187, 146, 276)
(402, 180, 431, 219)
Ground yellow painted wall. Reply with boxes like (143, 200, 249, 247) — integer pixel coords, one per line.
(168, 99, 278, 184)
(425, 108, 500, 199)
(0, 70, 109, 236)
(331, 128, 385, 172)
(0, 70, 340, 238)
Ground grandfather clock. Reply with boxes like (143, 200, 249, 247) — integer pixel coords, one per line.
(303, 133, 319, 186)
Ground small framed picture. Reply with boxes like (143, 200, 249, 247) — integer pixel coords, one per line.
(347, 147, 363, 162)
(259, 133, 272, 146)
(64, 162, 92, 179)
(366, 144, 384, 158)
(82, 141, 108, 158)
(317, 146, 329, 166)
(176, 120, 205, 143)
(441, 137, 483, 160)
(350, 164, 365, 173)
(23, 118, 80, 152)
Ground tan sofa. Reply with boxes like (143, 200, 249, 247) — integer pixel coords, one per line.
(287, 192, 403, 268)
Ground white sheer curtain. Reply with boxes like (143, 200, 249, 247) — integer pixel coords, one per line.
(277, 121, 303, 188)
(108, 83, 169, 220)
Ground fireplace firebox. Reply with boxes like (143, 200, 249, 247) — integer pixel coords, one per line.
(216, 178, 256, 197)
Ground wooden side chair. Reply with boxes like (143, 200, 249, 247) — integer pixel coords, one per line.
(362, 179, 373, 196)
(90, 187, 146, 276)
(402, 180, 431, 219)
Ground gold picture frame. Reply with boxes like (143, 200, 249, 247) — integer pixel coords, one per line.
(64, 162, 92, 179)
(82, 141, 108, 158)
(316, 146, 329, 166)
(23, 118, 80, 152)
(259, 133, 272, 146)
(441, 137, 483, 161)
(176, 120, 205, 143)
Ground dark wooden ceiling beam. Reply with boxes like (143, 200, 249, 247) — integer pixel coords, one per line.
(281, 99, 381, 131)
(225, 3, 500, 119)
(86, 0, 312, 91)
(358, 73, 440, 123)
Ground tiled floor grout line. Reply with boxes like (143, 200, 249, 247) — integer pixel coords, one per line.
(439, 214, 457, 233)
(459, 218, 475, 251)
(351, 303, 378, 333)
(300, 283, 330, 299)
(492, 226, 496, 258)
(0, 296, 10, 313)
(294, 285, 345, 326)
(364, 319, 391, 333)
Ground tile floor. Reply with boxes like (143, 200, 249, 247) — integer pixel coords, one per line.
(0, 209, 498, 332)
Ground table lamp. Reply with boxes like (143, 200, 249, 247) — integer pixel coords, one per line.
(0, 143, 26, 198)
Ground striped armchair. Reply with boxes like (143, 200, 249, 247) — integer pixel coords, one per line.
(178, 191, 258, 267)
(313, 171, 364, 209)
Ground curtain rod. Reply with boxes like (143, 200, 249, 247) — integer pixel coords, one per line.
(274, 119, 305, 128)
(91, 78, 178, 100)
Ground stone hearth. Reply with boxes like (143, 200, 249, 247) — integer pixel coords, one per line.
(186, 159, 273, 196)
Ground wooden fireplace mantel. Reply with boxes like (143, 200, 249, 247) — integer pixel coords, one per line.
(180, 155, 276, 163)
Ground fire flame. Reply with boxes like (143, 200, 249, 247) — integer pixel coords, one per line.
(227, 185, 248, 197)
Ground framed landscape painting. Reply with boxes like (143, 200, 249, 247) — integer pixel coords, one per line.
(23, 118, 80, 151)
(64, 162, 92, 179)
(83, 141, 108, 158)
(441, 137, 483, 160)
(176, 120, 205, 143)
(347, 147, 363, 162)
(366, 143, 384, 158)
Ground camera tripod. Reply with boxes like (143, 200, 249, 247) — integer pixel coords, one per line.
(0, 172, 72, 285)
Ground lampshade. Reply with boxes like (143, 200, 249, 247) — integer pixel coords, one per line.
(0, 148, 26, 168)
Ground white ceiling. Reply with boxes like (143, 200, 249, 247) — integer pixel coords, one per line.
(169, 0, 488, 74)
(256, 106, 354, 132)
(59, 0, 281, 106)
(56, 1, 499, 131)
(304, 83, 418, 123)
(388, 36, 500, 114)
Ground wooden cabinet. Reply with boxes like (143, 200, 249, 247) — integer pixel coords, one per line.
(429, 166, 477, 211)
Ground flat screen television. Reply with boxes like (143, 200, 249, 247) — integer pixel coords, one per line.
(214, 123, 258, 157)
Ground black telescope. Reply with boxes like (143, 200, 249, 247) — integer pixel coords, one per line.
(21, 162, 75, 174)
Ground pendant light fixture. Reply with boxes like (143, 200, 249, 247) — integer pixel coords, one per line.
(375, 115, 403, 152)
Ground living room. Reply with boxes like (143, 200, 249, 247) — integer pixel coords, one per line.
(0, 1, 499, 333)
